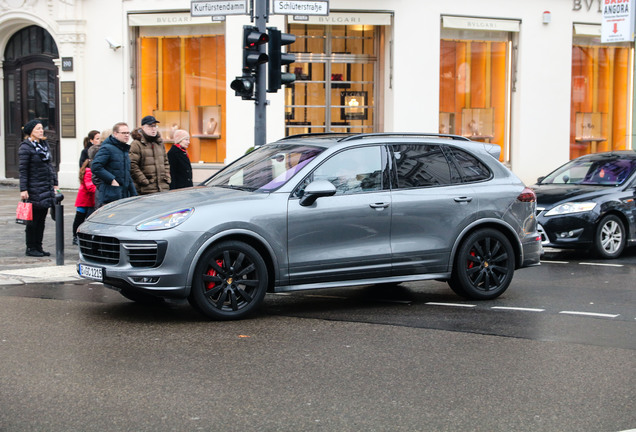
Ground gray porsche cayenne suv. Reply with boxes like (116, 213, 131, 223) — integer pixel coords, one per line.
(77, 133, 541, 320)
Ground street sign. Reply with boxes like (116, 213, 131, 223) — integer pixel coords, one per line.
(601, 0, 635, 43)
(272, 0, 329, 16)
(190, 0, 248, 17)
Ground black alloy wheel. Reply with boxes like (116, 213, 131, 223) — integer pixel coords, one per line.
(449, 228, 515, 300)
(593, 214, 626, 259)
(189, 241, 268, 320)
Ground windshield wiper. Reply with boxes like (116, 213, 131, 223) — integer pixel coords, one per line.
(218, 184, 257, 192)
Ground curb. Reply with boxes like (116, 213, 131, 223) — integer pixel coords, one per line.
(0, 264, 81, 285)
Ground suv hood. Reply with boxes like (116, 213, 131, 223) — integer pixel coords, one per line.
(88, 186, 268, 225)
(532, 184, 612, 206)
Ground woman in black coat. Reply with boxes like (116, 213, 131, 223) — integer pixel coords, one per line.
(19, 119, 58, 257)
(167, 129, 193, 189)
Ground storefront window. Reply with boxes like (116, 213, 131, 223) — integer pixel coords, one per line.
(440, 30, 512, 162)
(285, 24, 379, 136)
(138, 34, 226, 163)
(570, 35, 633, 158)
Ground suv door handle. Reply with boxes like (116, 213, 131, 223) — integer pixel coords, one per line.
(369, 202, 390, 209)
(453, 196, 473, 203)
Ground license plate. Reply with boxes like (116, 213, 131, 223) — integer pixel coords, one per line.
(78, 264, 103, 281)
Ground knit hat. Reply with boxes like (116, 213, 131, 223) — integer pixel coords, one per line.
(23, 119, 42, 137)
(173, 129, 190, 145)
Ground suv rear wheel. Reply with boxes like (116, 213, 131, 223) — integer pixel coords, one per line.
(449, 229, 515, 300)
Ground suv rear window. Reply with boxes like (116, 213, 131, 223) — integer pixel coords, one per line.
(446, 147, 491, 183)
(392, 144, 452, 188)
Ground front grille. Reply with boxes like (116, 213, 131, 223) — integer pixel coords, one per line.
(124, 243, 159, 267)
(78, 233, 120, 265)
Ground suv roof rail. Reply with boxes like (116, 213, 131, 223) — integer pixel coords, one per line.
(339, 133, 471, 142)
(278, 132, 352, 141)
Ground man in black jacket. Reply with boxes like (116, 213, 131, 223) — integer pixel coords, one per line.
(91, 122, 137, 206)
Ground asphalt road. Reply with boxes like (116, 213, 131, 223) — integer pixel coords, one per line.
(0, 248, 634, 431)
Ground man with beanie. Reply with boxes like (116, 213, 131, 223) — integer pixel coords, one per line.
(129, 115, 171, 195)
(167, 129, 193, 189)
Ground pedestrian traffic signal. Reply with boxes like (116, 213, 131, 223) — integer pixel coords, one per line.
(242, 26, 269, 74)
(230, 74, 255, 100)
(267, 27, 296, 93)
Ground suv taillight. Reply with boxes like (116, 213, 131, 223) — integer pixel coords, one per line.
(517, 187, 536, 203)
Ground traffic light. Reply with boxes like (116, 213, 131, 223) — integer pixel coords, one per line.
(267, 27, 296, 93)
(230, 74, 255, 100)
(242, 26, 269, 74)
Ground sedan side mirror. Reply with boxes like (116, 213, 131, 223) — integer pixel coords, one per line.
(299, 180, 337, 206)
(537, 176, 545, 184)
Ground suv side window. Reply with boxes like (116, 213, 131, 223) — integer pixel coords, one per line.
(446, 147, 491, 183)
(391, 144, 452, 188)
(311, 146, 385, 195)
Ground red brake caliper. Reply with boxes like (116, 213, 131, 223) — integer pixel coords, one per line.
(205, 259, 224, 290)
(467, 251, 476, 269)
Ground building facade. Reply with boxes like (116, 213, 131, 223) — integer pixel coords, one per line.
(0, 0, 632, 188)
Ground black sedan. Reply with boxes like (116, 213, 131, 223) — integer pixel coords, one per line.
(532, 151, 636, 258)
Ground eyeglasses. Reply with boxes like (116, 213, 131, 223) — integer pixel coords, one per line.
(118, 131, 131, 135)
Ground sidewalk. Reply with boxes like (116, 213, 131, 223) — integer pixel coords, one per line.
(0, 181, 82, 285)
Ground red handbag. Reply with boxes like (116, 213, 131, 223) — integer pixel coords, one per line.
(16, 200, 33, 225)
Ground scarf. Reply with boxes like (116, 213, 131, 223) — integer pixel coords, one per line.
(30, 139, 51, 161)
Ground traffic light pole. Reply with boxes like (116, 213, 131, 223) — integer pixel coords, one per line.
(254, 0, 267, 147)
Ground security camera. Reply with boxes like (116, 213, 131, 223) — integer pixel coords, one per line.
(105, 38, 122, 51)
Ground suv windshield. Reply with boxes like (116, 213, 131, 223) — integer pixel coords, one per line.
(540, 157, 636, 186)
(205, 144, 324, 192)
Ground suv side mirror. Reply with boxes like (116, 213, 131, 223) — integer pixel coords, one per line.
(299, 180, 336, 206)
(536, 176, 545, 184)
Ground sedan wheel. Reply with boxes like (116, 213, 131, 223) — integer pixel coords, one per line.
(449, 229, 515, 300)
(594, 215, 625, 259)
(189, 241, 268, 320)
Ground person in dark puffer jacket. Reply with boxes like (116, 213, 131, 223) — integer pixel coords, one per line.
(19, 119, 58, 257)
(167, 129, 193, 189)
(91, 122, 137, 206)
(129, 115, 171, 195)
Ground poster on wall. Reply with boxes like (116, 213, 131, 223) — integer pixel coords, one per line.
(601, 0, 635, 43)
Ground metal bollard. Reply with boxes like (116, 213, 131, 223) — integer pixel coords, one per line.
(54, 191, 64, 266)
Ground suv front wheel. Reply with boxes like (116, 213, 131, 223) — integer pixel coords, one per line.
(189, 241, 269, 320)
(449, 228, 515, 300)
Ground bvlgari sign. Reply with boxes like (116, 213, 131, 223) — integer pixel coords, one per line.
(601, 0, 635, 42)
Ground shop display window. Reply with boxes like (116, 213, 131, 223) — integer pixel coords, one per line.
(192, 105, 222, 139)
(285, 24, 379, 136)
(461, 108, 494, 140)
(138, 34, 226, 163)
(439, 113, 455, 134)
(439, 33, 510, 162)
(570, 37, 632, 158)
(152, 111, 189, 143)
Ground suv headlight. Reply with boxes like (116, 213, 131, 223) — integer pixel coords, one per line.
(545, 202, 596, 216)
(136, 208, 194, 231)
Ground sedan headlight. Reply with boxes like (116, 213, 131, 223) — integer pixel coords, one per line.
(544, 202, 596, 216)
(136, 208, 194, 231)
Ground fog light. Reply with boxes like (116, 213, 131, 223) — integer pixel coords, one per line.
(557, 228, 583, 239)
(131, 276, 159, 284)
